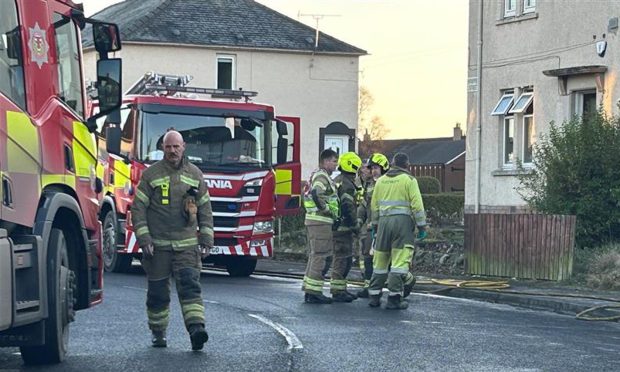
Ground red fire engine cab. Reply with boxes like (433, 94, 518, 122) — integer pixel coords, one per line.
(0, 0, 122, 364)
(95, 72, 301, 276)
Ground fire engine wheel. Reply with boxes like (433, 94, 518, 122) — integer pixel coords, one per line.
(102, 210, 132, 273)
(21, 228, 76, 365)
(225, 257, 258, 277)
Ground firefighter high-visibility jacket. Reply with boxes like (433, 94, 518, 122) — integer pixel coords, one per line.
(304, 168, 339, 225)
(371, 167, 427, 228)
(132, 157, 214, 250)
(334, 172, 358, 232)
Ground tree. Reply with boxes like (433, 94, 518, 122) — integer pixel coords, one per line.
(517, 110, 620, 247)
(358, 87, 390, 157)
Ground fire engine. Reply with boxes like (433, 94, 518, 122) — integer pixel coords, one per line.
(0, 0, 122, 364)
(95, 72, 301, 276)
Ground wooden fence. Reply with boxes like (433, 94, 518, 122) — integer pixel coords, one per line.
(464, 213, 576, 280)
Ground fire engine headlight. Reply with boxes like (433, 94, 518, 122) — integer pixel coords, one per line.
(244, 179, 263, 187)
(253, 221, 273, 234)
(250, 239, 267, 247)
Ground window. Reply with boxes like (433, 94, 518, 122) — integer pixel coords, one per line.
(272, 120, 294, 165)
(572, 90, 597, 118)
(491, 92, 514, 116)
(504, 0, 517, 17)
(0, 0, 26, 109)
(53, 13, 84, 118)
(509, 91, 533, 114)
(523, 0, 536, 14)
(216, 55, 235, 90)
(503, 117, 515, 165)
(522, 103, 535, 164)
(493, 89, 535, 168)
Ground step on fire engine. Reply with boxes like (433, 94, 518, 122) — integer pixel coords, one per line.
(95, 72, 301, 276)
(0, 0, 123, 365)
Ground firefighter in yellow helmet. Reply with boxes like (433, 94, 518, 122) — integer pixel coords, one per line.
(368, 152, 427, 310)
(356, 153, 389, 298)
(331, 151, 363, 302)
(302, 149, 340, 304)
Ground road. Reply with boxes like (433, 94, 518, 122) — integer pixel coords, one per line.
(1, 268, 619, 371)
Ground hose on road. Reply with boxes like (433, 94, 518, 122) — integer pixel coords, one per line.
(575, 305, 620, 321)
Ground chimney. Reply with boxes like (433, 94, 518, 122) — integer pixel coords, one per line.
(363, 129, 371, 142)
(453, 123, 462, 141)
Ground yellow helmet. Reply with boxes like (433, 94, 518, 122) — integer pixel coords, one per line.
(338, 152, 362, 174)
(369, 153, 390, 173)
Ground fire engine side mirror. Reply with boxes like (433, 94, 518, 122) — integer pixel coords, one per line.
(96, 58, 122, 115)
(276, 120, 288, 136)
(106, 126, 122, 156)
(92, 23, 121, 54)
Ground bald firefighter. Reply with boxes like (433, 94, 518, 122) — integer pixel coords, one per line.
(302, 149, 340, 304)
(368, 153, 427, 310)
(331, 152, 363, 302)
(356, 153, 390, 298)
(132, 130, 213, 350)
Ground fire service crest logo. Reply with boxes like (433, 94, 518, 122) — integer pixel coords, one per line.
(28, 22, 49, 68)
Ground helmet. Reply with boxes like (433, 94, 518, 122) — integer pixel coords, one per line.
(338, 152, 362, 174)
(369, 153, 390, 173)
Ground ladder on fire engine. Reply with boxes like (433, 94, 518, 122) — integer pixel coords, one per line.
(124, 71, 258, 102)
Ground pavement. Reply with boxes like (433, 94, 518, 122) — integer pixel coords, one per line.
(257, 257, 620, 322)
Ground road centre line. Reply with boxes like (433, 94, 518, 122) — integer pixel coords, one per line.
(248, 313, 303, 352)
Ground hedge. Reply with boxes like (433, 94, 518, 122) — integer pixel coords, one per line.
(423, 192, 464, 226)
(275, 192, 465, 234)
(416, 176, 441, 194)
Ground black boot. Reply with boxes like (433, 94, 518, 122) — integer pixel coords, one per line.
(344, 290, 358, 300)
(332, 291, 355, 303)
(386, 295, 408, 310)
(404, 278, 416, 298)
(304, 293, 333, 304)
(368, 294, 381, 308)
(189, 324, 209, 351)
(151, 330, 167, 348)
(357, 288, 369, 298)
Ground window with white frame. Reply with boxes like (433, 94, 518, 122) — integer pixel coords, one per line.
(491, 92, 514, 116)
(491, 89, 534, 168)
(572, 90, 597, 118)
(504, 0, 517, 17)
(522, 102, 535, 164)
(523, 0, 536, 14)
(503, 116, 515, 166)
(216, 55, 235, 90)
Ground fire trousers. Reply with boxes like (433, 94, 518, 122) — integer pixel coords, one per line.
(358, 230, 374, 289)
(369, 215, 416, 298)
(303, 223, 334, 295)
(142, 246, 205, 332)
(331, 230, 354, 293)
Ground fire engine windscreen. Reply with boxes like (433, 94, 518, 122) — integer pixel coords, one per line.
(140, 111, 271, 169)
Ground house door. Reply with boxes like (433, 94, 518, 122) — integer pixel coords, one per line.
(324, 135, 349, 155)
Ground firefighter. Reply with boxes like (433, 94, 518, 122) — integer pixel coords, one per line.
(302, 149, 339, 304)
(356, 153, 390, 298)
(332, 151, 363, 302)
(368, 152, 427, 310)
(132, 130, 213, 350)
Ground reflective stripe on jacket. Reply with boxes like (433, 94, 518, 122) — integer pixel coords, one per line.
(371, 167, 426, 227)
(304, 168, 339, 224)
(131, 157, 214, 250)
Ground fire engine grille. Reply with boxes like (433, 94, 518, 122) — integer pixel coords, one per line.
(215, 238, 237, 247)
(211, 201, 240, 213)
(214, 216, 238, 228)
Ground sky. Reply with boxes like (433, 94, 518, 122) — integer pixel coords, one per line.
(81, 0, 469, 140)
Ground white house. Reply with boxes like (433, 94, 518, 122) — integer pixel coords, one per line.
(83, 0, 366, 179)
(466, 0, 620, 214)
